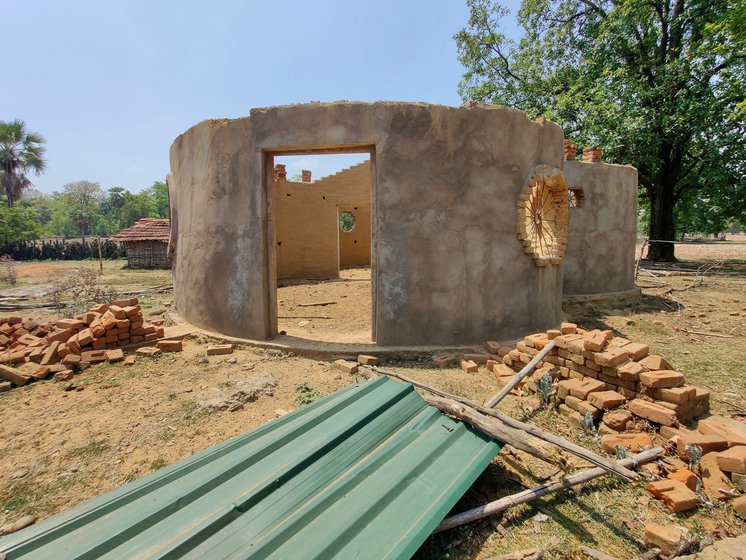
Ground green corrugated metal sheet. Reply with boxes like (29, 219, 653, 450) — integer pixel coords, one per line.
(0, 377, 500, 559)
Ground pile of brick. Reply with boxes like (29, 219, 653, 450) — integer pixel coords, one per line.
(455, 324, 745, 516)
(0, 297, 164, 388)
(488, 323, 709, 432)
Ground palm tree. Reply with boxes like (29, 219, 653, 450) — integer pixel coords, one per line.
(0, 119, 47, 208)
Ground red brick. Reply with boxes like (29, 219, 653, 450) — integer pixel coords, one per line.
(62, 354, 81, 366)
(595, 346, 629, 367)
(558, 403, 584, 427)
(54, 369, 74, 381)
(639, 354, 672, 371)
(623, 342, 649, 361)
(123, 355, 136, 366)
(700, 452, 731, 500)
(583, 334, 607, 352)
(89, 303, 109, 314)
(353, 354, 377, 366)
(156, 340, 183, 353)
(484, 341, 501, 354)
(644, 523, 682, 555)
(124, 305, 141, 317)
(587, 390, 626, 410)
(433, 354, 458, 369)
(460, 359, 478, 373)
(546, 329, 562, 340)
(716, 446, 746, 474)
(560, 322, 577, 334)
(333, 359, 358, 374)
(136, 347, 161, 357)
(604, 409, 633, 431)
(113, 297, 139, 307)
(616, 361, 644, 381)
(105, 348, 124, 363)
(101, 311, 118, 331)
(628, 399, 678, 426)
(565, 396, 601, 419)
(555, 333, 583, 349)
(116, 319, 130, 330)
(697, 415, 746, 447)
(569, 378, 605, 400)
(75, 328, 94, 347)
(108, 305, 127, 320)
(639, 370, 685, 389)
(733, 495, 746, 518)
(155, 326, 165, 338)
(601, 432, 652, 454)
(56, 318, 84, 330)
(144, 333, 158, 342)
(646, 479, 698, 512)
(131, 335, 145, 344)
(206, 344, 233, 356)
(655, 385, 696, 405)
(667, 468, 698, 491)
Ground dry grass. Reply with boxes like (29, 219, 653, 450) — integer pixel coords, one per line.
(0, 249, 744, 558)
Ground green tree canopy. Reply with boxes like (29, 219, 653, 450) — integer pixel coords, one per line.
(0, 120, 47, 208)
(456, 0, 746, 260)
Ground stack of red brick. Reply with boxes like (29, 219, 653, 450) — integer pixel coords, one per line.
(0, 297, 164, 388)
(488, 322, 709, 431)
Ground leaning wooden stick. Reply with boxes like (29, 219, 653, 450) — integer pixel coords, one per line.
(366, 366, 638, 480)
(484, 340, 556, 408)
(433, 447, 663, 534)
(423, 396, 566, 468)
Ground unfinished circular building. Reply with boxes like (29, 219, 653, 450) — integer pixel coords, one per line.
(167, 101, 638, 346)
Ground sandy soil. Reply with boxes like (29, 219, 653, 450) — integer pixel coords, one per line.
(1, 248, 745, 558)
(277, 267, 372, 343)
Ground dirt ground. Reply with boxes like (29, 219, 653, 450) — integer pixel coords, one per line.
(0, 241, 745, 559)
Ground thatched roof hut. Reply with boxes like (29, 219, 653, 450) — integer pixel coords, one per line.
(111, 218, 170, 269)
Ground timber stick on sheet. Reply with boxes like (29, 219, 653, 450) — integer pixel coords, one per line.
(484, 340, 556, 408)
(366, 366, 638, 481)
(423, 396, 564, 467)
(433, 447, 663, 533)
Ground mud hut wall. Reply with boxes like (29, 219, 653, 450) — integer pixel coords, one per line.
(169, 102, 565, 344)
(563, 160, 639, 295)
(274, 160, 371, 280)
(125, 241, 170, 269)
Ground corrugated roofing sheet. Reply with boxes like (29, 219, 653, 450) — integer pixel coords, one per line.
(0, 377, 500, 559)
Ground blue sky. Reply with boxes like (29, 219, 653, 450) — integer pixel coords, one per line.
(2, 1, 521, 193)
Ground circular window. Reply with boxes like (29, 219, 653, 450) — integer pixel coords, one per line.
(339, 211, 355, 233)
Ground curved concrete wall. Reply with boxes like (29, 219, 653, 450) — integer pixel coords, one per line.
(169, 102, 566, 345)
(563, 160, 639, 296)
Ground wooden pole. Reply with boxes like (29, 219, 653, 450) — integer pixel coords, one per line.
(433, 447, 663, 534)
(484, 340, 556, 408)
(424, 396, 565, 468)
(368, 367, 638, 481)
(97, 237, 103, 275)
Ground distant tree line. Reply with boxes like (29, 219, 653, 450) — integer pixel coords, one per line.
(0, 180, 168, 260)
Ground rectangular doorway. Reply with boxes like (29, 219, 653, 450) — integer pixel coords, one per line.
(265, 146, 376, 344)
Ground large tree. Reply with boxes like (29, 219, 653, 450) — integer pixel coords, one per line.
(0, 120, 47, 208)
(456, 0, 745, 260)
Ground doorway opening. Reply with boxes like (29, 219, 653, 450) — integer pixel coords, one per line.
(266, 147, 375, 344)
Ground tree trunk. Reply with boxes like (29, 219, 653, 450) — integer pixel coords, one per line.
(647, 185, 676, 261)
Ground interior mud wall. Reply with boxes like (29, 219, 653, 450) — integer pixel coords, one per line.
(169, 102, 565, 345)
(563, 160, 639, 296)
(274, 161, 371, 280)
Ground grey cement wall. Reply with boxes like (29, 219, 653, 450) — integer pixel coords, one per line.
(563, 160, 639, 296)
(169, 102, 566, 345)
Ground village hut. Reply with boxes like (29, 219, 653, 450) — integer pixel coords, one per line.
(111, 218, 171, 269)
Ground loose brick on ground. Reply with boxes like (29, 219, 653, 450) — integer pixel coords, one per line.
(333, 359, 358, 374)
(600, 432, 652, 454)
(700, 452, 732, 500)
(136, 347, 162, 358)
(206, 344, 233, 356)
(716, 446, 746, 474)
(697, 415, 746, 447)
(644, 523, 682, 555)
(105, 348, 124, 363)
(667, 468, 698, 491)
(356, 354, 379, 366)
(676, 432, 728, 459)
(433, 354, 458, 368)
(157, 340, 183, 353)
(646, 479, 698, 512)
(733, 495, 746, 518)
(460, 360, 478, 373)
